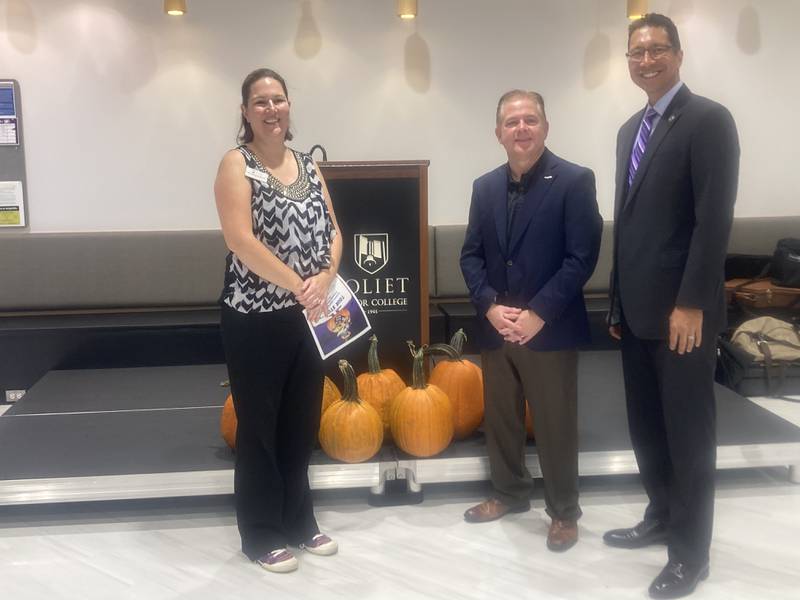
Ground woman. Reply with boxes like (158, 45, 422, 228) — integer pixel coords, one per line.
(214, 68, 342, 573)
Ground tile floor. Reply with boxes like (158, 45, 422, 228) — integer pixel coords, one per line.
(0, 396, 798, 600)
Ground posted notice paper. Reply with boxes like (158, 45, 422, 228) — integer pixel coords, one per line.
(0, 181, 25, 227)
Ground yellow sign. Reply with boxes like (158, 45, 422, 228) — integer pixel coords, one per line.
(0, 208, 20, 225)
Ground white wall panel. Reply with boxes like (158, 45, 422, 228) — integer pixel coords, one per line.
(0, 0, 796, 231)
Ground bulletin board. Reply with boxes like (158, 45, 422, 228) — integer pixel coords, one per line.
(0, 80, 28, 229)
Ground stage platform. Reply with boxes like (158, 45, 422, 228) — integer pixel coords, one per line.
(1, 352, 799, 505)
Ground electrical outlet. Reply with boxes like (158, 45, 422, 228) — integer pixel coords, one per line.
(4, 390, 25, 403)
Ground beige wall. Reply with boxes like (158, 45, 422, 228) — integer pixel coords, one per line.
(0, 0, 796, 231)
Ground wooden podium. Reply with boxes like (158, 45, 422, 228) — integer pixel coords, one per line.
(319, 160, 429, 382)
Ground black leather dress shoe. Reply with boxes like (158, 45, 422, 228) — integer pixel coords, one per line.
(603, 519, 667, 548)
(648, 561, 709, 599)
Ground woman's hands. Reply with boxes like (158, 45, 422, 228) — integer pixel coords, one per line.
(296, 270, 335, 322)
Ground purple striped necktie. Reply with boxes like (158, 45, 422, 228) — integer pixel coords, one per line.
(627, 107, 658, 186)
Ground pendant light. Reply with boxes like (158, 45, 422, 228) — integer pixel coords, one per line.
(164, 0, 187, 16)
(397, 0, 417, 20)
(627, 0, 647, 20)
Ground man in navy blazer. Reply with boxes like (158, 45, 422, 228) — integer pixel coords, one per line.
(604, 14, 739, 599)
(460, 90, 602, 552)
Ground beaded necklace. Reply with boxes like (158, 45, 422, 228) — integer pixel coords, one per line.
(247, 146, 311, 201)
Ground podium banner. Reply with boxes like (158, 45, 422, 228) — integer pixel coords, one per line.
(320, 161, 429, 383)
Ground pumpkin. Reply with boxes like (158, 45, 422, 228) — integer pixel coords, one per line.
(428, 329, 484, 439)
(321, 375, 342, 414)
(319, 360, 384, 463)
(220, 393, 237, 450)
(389, 342, 454, 457)
(222, 375, 341, 450)
(524, 401, 535, 440)
(356, 334, 406, 439)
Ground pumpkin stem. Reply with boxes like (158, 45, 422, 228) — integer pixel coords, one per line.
(367, 334, 382, 373)
(337, 359, 359, 402)
(448, 329, 467, 357)
(407, 341, 428, 390)
(427, 343, 462, 362)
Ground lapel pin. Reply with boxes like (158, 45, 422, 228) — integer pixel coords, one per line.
(544, 175, 553, 180)
(668, 114, 676, 123)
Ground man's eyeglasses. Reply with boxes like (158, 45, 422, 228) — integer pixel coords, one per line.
(626, 45, 673, 62)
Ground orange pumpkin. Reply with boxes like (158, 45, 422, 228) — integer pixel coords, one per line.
(222, 375, 341, 450)
(356, 334, 406, 439)
(321, 375, 342, 414)
(428, 329, 484, 440)
(389, 343, 454, 457)
(524, 401, 535, 440)
(319, 360, 384, 463)
(220, 393, 237, 450)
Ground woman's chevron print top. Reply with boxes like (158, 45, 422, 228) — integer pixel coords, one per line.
(220, 146, 335, 313)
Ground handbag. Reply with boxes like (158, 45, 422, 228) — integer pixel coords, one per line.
(731, 316, 800, 396)
(715, 336, 753, 391)
(771, 238, 800, 288)
(724, 278, 800, 309)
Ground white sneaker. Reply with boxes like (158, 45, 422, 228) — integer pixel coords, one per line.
(255, 548, 298, 573)
(299, 533, 338, 556)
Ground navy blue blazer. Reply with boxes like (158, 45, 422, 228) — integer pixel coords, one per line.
(460, 148, 602, 351)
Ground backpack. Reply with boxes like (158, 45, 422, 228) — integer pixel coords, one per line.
(771, 238, 800, 288)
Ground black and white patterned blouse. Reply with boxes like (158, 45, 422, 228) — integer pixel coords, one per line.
(220, 146, 335, 313)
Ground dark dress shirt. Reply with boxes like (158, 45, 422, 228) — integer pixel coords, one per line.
(505, 161, 542, 242)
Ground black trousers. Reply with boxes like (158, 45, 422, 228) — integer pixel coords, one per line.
(620, 317, 717, 567)
(481, 344, 581, 521)
(221, 304, 323, 560)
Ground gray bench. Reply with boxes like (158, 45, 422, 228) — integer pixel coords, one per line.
(0, 230, 227, 311)
(1, 217, 798, 393)
(4, 217, 793, 315)
(0, 231, 229, 393)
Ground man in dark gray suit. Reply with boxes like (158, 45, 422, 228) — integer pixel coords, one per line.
(605, 13, 740, 599)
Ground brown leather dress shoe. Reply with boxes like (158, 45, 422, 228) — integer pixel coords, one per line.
(547, 518, 578, 552)
(463, 498, 529, 523)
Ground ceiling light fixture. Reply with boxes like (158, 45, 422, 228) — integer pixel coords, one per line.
(627, 0, 647, 20)
(397, 0, 417, 20)
(164, 0, 187, 17)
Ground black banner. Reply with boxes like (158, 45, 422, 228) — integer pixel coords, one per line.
(321, 163, 428, 385)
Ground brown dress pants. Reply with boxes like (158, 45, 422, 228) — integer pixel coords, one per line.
(481, 343, 581, 521)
